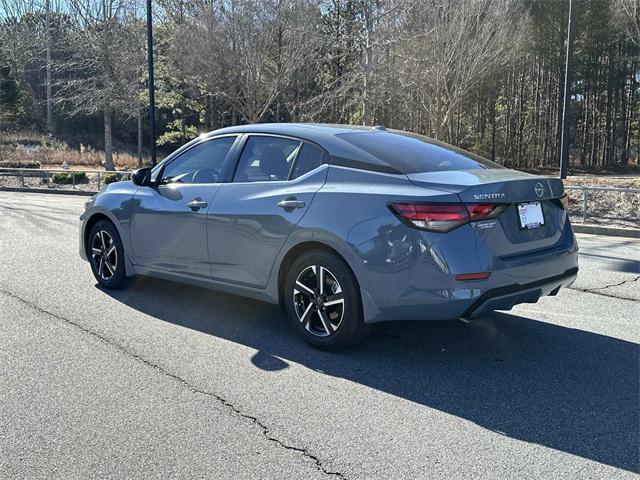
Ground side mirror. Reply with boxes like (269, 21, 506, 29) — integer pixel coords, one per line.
(131, 167, 153, 187)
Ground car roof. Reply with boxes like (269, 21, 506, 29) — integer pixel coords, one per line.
(210, 122, 377, 139)
(209, 123, 386, 151)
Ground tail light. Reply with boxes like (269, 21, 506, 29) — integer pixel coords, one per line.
(389, 202, 506, 232)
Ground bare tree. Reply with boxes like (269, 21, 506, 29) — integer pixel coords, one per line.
(2, 0, 638, 169)
(232, 1, 321, 122)
(56, 0, 145, 169)
(173, 0, 322, 124)
(397, 0, 529, 140)
(0, 0, 44, 121)
(614, 0, 640, 45)
(44, 0, 52, 131)
(0, 0, 38, 19)
(0, 0, 65, 131)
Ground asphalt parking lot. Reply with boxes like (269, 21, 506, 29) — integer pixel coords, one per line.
(1, 191, 638, 479)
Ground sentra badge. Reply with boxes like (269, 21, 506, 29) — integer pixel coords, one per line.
(473, 193, 506, 200)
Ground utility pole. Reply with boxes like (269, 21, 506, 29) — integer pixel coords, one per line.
(559, 0, 575, 179)
(45, 0, 52, 132)
(146, 0, 157, 165)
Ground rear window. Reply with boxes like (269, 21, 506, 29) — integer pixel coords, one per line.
(336, 131, 503, 174)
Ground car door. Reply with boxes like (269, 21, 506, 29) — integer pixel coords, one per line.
(129, 135, 238, 278)
(207, 135, 329, 288)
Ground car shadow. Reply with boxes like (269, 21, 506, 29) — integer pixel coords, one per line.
(102, 276, 639, 473)
(579, 251, 640, 275)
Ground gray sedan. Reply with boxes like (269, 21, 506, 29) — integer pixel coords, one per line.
(80, 123, 578, 349)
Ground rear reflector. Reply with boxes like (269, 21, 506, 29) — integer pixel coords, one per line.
(389, 202, 506, 232)
(456, 272, 491, 281)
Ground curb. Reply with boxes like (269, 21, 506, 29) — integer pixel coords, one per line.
(0, 187, 96, 197)
(573, 224, 639, 239)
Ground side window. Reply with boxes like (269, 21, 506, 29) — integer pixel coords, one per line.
(291, 143, 327, 179)
(233, 136, 300, 183)
(160, 136, 236, 184)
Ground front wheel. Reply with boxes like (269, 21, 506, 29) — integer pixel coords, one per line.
(284, 250, 371, 350)
(87, 220, 127, 289)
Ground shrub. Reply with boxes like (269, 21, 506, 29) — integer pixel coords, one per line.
(0, 159, 41, 169)
(52, 171, 87, 184)
(103, 172, 124, 185)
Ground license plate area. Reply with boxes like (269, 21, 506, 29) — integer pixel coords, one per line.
(517, 202, 544, 230)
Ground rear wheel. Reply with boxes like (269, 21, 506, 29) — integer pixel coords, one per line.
(284, 250, 370, 350)
(88, 220, 127, 289)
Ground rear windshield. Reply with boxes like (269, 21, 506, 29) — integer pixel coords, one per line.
(336, 131, 503, 174)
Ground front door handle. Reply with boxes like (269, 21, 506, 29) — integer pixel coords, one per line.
(187, 199, 208, 210)
(277, 198, 306, 210)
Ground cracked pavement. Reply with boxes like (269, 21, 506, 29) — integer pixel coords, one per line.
(1, 192, 638, 479)
(568, 233, 640, 302)
(570, 275, 639, 300)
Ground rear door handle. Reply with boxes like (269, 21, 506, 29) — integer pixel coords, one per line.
(187, 199, 208, 210)
(277, 199, 306, 210)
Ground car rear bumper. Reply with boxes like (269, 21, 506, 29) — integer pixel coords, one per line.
(460, 267, 578, 318)
(352, 216, 579, 323)
(360, 255, 578, 323)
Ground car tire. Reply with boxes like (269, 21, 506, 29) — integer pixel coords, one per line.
(87, 220, 127, 289)
(284, 250, 371, 350)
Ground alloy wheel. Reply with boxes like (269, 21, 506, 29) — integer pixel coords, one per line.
(91, 230, 118, 281)
(293, 265, 345, 337)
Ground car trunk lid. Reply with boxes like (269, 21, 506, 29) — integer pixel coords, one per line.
(406, 169, 563, 202)
(407, 169, 568, 257)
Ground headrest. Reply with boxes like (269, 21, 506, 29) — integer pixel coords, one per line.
(261, 145, 289, 179)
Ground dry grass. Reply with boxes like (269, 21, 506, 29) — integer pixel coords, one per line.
(0, 131, 147, 170)
(564, 175, 640, 189)
(564, 174, 640, 229)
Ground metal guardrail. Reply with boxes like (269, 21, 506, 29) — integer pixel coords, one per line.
(0, 167, 637, 225)
(564, 185, 640, 223)
(0, 167, 132, 192)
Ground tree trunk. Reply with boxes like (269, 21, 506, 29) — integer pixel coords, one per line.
(361, 0, 374, 125)
(491, 91, 497, 161)
(137, 110, 143, 167)
(45, 0, 53, 132)
(628, 60, 637, 164)
(104, 107, 114, 171)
